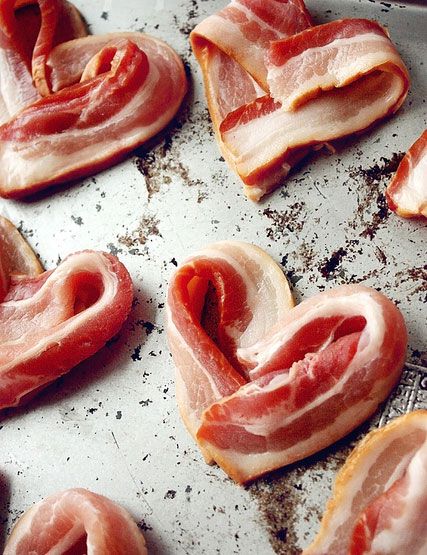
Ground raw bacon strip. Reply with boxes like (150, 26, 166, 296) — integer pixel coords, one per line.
(0, 0, 86, 122)
(0, 35, 186, 198)
(304, 410, 427, 555)
(0, 215, 43, 302)
(0, 1, 186, 198)
(4, 488, 147, 554)
(191, 2, 410, 201)
(266, 19, 408, 111)
(166, 241, 294, 459)
(0, 250, 133, 409)
(386, 129, 427, 218)
(0, 215, 44, 276)
(167, 242, 407, 483)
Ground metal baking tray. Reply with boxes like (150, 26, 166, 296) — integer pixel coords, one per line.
(1, 0, 426, 553)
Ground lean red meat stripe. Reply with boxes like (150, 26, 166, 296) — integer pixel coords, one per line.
(386, 129, 427, 219)
(167, 241, 407, 483)
(0, 0, 187, 198)
(191, 1, 410, 201)
(304, 411, 427, 555)
(4, 488, 147, 554)
(0, 250, 133, 409)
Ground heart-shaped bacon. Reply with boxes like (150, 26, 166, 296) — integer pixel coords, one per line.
(0, 250, 133, 409)
(167, 241, 407, 483)
(191, 1, 410, 201)
(0, 0, 187, 198)
(304, 410, 427, 555)
(4, 488, 147, 554)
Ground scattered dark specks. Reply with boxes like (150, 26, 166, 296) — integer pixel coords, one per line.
(319, 247, 347, 279)
(95, 204, 101, 212)
(87, 408, 98, 415)
(71, 215, 83, 226)
(170, 257, 178, 267)
(142, 321, 155, 335)
(106, 243, 123, 256)
(138, 520, 153, 532)
(348, 153, 404, 239)
(139, 399, 153, 407)
(100, 11, 108, 20)
(116, 411, 122, 420)
(131, 345, 142, 362)
(263, 203, 305, 241)
(119, 215, 161, 251)
(164, 490, 176, 500)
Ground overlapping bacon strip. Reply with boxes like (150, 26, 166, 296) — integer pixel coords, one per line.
(304, 410, 427, 555)
(166, 241, 407, 483)
(191, 1, 410, 201)
(386, 129, 427, 219)
(4, 488, 147, 554)
(0, 249, 133, 409)
(0, 0, 187, 198)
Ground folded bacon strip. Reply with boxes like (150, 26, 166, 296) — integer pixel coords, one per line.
(167, 241, 407, 483)
(191, 2, 410, 201)
(4, 488, 147, 554)
(304, 410, 427, 555)
(0, 250, 133, 409)
(0, 0, 187, 198)
(0, 0, 87, 123)
(386, 129, 427, 219)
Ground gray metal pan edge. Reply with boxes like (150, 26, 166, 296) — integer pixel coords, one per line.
(0, 1, 426, 554)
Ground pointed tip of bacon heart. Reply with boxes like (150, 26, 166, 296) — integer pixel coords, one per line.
(4, 488, 147, 555)
(0, 250, 133, 410)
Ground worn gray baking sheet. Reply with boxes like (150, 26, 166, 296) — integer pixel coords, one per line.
(1, 0, 426, 553)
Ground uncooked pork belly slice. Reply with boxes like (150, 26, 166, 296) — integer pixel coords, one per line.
(4, 488, 147, 555)
(0, 0, 187, 198)
(191, 1, 410, 201)
(166, 241, 407, 483)
(386, 129, 427, 218)
(0, 250, 133, 409)
(304, 410, 427, 555)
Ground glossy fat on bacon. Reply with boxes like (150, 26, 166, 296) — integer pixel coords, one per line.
(167, 242, 407, 483)
(191, 2, 410, 201)
(386, 129, 427, 218)
(166, 241, 294, 461)
(0, 1, 187, 198)
(304, 411, 427, 555)
(0, 0, 87, 123)
(4, 488, 147, 554)
(0, 250, 132, 409)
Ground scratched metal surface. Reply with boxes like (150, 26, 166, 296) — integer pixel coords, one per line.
(0, 0, 426, 554)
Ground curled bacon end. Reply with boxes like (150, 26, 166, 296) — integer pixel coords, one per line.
(167, 242, 407, 483)
(4, 488, 147, 555)
(386, 130, 427, 219)
(304, 410, 427, 555)
(0, 250, 133, 409)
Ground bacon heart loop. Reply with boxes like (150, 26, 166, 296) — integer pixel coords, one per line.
(191, 1, 410, 201)
(0, 0, 187, 197)
(167, 242, 407, 483)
